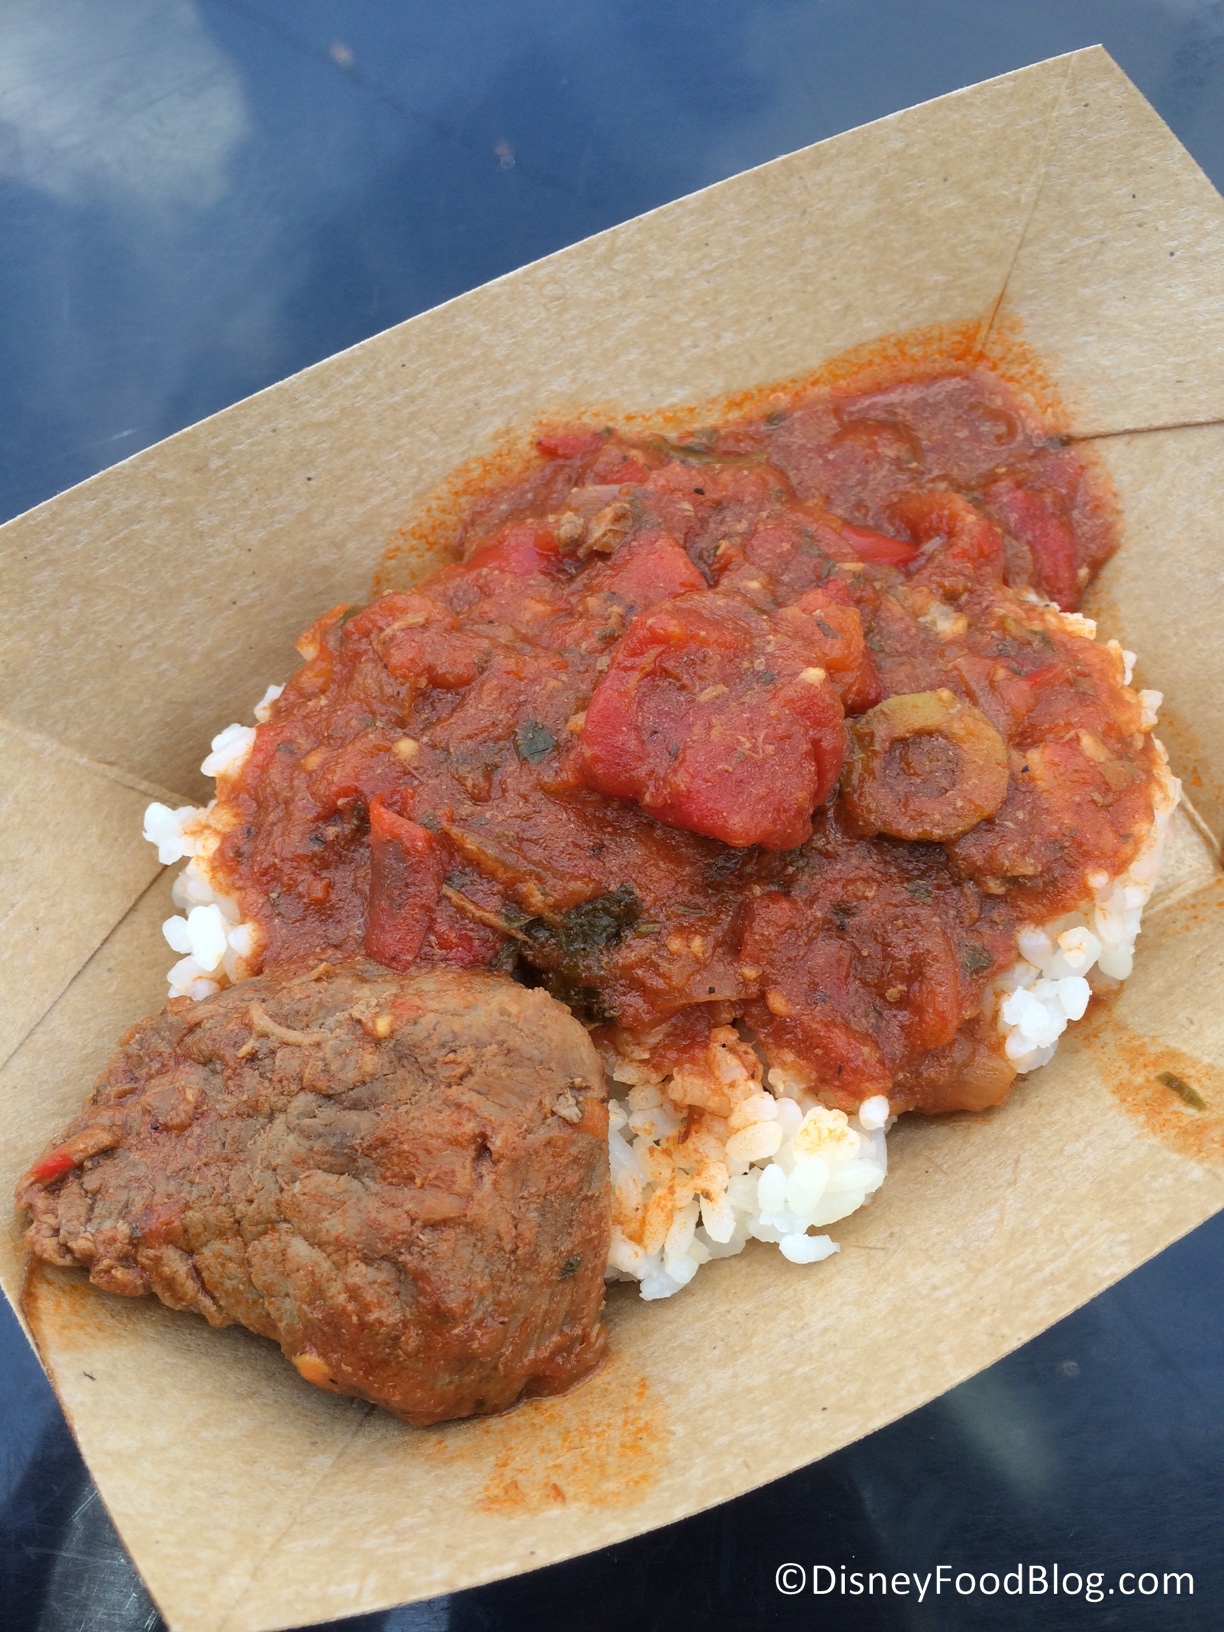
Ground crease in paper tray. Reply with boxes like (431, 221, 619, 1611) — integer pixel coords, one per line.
(2, 46, 1224, 1632)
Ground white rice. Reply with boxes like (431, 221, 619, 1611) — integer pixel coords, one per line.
(141, 616, 1177, 1301)
(604, 1025, 890, 1299)
(142, 712, 266, 1002)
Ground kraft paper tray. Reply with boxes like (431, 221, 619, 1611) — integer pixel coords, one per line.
(2, 45, 1223, 1632)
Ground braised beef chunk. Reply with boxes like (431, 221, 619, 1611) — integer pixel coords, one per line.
(18, 964, 609, 1425)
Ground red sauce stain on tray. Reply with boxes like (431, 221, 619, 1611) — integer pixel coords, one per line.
(415, 1357, 668, 1512)
(19, 1259, 146, 1367)
(1078, 1005, 1224, 1165)
(1146, 876, 1224, 943)
(474, 1367, 667, 1513)
(1142, 703, 1224, 820)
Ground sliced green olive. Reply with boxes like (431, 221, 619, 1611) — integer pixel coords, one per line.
(842, 688, 1009, 842)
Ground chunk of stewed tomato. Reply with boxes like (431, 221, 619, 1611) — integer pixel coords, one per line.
(779, 582, 883, 715)
(985, 479, 1081, 609)
(895, 490, 1006, 597)
(580, 591, 846, 851)
(464, 522, 561, 578)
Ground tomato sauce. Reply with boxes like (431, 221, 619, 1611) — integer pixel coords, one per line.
(213, 365, 1158, 1115)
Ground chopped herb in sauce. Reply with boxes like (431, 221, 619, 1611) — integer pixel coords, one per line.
(557, 886, 642, 955)
(1158, 1070, 1206, 1111)
(514, 720, 556, 763)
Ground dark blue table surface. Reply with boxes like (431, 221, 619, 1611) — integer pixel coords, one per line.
(3, 4, 1223, 1629)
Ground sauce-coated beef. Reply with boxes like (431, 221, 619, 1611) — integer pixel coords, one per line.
(19, 964, 609, 1424)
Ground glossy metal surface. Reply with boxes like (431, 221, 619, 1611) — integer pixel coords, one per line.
(3, 4, 1222, 1627)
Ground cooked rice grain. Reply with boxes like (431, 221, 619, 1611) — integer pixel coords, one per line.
(603, 1025, 889, 1298)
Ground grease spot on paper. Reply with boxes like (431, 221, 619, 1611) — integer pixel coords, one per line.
(407, 1358, 668, 1514)
(477, 1367, 666, 1513)
(22, 1260, 122, 1347)
(1081, 1007, 1224, 1165)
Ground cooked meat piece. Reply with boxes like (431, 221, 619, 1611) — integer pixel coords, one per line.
(18, 963, 610, 1426)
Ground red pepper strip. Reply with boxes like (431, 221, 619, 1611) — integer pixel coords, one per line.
(22, 1125, 120, 1188)
(839, 522, 920, 566)
(365, 794, 446, 970)
(24, 1148, 81, 1186)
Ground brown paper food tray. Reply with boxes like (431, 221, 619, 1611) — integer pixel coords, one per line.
(2, 46, 1223, 1632)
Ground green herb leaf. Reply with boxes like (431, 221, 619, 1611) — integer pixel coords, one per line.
(514, 720, 556, 763)
(1158, 1069, 1206, 1111)
(962, 944, 995, 975)
(557, 885, 642, 956)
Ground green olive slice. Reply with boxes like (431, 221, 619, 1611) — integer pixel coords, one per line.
(842, 688, 1009, 842)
